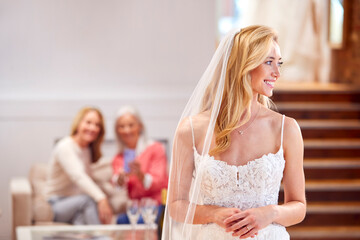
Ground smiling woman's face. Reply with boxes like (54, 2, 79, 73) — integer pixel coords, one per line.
(75, 110, 102, 145)
(116, 113, 142, 149)
(250, 41, 282, 97)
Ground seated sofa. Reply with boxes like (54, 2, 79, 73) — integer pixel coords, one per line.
(10, 159, 128, 240)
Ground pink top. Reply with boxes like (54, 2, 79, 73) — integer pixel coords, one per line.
(112, 142, 168, 204)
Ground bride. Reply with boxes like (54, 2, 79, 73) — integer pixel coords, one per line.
(162, 25, 306, 239)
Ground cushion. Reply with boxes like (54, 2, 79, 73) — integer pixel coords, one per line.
(28, 163, 54, 222)
(29, 163, 48, 183)
(91, 158, 113, 183)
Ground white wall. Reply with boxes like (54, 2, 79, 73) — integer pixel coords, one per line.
(0, 1, 216, 239)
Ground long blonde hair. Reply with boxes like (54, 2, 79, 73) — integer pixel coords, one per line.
(70, 107, 105, 163)
(210, 25, 278, 156)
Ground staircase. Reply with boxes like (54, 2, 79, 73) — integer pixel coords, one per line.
(272, 84, 360, 240)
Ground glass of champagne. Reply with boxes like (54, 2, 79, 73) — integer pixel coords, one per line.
(126, 199, 140, 240)
(141, 198, 158, 240)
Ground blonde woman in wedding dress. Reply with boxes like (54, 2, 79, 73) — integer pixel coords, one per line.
(162, 25, 306, 240)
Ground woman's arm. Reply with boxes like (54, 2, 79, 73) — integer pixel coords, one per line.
(168, 118, 240, 227)
(56, 141, 106, 202)
(167, 118, 196, 223)
(56, 139, 113, 223)
(272, 117, 306, 225)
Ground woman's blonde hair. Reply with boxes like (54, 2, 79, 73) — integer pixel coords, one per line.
(70, 107, 105, 163)
(209, 25, 278, 156)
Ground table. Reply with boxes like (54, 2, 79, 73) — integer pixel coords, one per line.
(17, 224, 158, 240)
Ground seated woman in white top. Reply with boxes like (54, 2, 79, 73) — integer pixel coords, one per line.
(46, 106, 113, 224)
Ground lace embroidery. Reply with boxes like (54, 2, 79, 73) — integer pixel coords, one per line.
(193, 148, 289, 240)
(194, 147, 285, 209)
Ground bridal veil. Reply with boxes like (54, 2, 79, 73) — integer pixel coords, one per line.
(162, 26, 277, 240)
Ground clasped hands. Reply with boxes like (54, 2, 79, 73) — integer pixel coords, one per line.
(214, 205, 274, 239)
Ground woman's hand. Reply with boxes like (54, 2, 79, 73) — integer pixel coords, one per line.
(116, 170, 127, 186)
(97, 198, 113, 224)
(211, 207, 242, 229)
(129, 161, 144, 182)
(224, 205, 276, 239)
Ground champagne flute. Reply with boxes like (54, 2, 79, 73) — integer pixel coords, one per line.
(141, 198, 158, 240)
(126, 199, 140, 240)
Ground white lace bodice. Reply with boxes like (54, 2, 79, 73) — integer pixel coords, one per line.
(194, 147, 284, 210)
(189, 115, 290, 240)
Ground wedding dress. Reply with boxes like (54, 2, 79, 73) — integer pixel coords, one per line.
(189, 115, 290, 240)
(161, 27, 295, 240)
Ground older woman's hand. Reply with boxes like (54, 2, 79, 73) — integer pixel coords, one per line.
(129, 161, 144, 183)
(116, 171, 127, 186)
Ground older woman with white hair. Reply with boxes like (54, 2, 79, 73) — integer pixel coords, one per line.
(111, 105, 168, 224)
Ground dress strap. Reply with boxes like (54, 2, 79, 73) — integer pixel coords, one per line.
(280, 115, 285, 149)
(189, 116, 196, 148)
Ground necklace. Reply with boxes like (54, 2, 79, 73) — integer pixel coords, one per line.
(236, 105, 261, 135)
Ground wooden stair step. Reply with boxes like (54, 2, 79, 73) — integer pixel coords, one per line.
(304, 159, 360, 168)
(273, 82, 360, 103)
(298, 191, 360, 202)
(299, 120, 360, 128)
(274, 81, 360, 92)
(304, 159, 360, 179)
(305, 168, 360, 180)
(276, 103, 360, 119)
(279, 179, 360, 202)
(305, 157, 360, 162)
(299, 120, 360, 138)
(273, 91, 360, 103)
(306, 201, 360, 213)
(305, 179, 360, 191)
(304, 179, 360, 202)
(300, 214, 360, 227)
(277, 102, 360, 111)
(304, 139, 360, 158)
(288, 226, 360, 240)
(304, 139, 360, 148)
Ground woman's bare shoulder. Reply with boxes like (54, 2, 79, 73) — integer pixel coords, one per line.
(261, 107, 301, 136)
(272, 111, 303, 153)
(176, 112, 210, 143)
(192, 111, 211, 124)
(261, 107, 284, 126)
(178, 111, 210, 129)
(283, 115, 302, 139)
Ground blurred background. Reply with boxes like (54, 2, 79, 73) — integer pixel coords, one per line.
(1, 0, 360, 239)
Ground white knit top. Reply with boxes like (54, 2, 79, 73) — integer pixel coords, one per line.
(45, 136, 106, 202)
